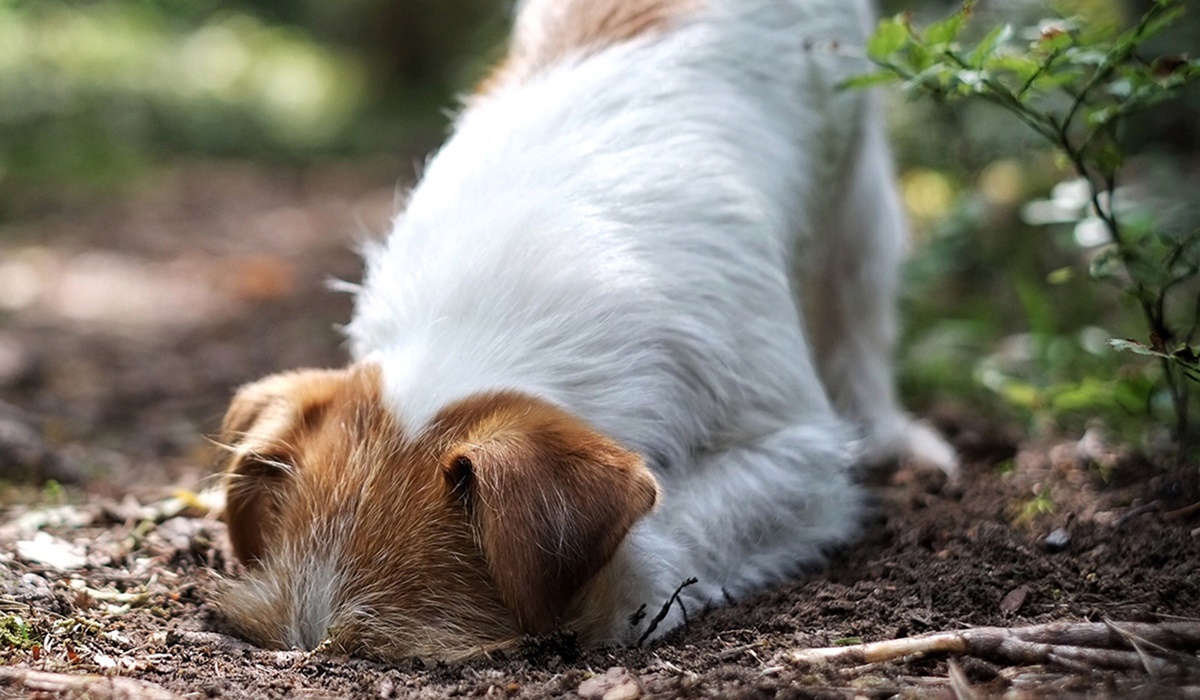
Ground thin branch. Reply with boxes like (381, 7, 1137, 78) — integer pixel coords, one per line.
(1017, 49, 1061, 98)
(1187, 291, 1200, 344)
(1061, 3, 1166, 133)
(786, 620, 1200, 672)
(637, 577, 699, 647)
(0, 668, 183, 700)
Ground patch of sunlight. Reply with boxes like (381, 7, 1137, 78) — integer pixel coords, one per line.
(978, 159, 1026, 207)
(1073, 218, 1111, 247)
(180, 23, 251, 98)
(253, 42, 362, 145)
(901, 168, 956, 222)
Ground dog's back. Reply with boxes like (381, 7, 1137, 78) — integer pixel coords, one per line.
(347, 0, 878, 467)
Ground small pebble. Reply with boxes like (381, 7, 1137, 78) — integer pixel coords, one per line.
(578, 667, 642, 700)
(999, 585, 1029, 614)
(95, 652, 117, 670)
(272, 651, 306, 669)
(1042, 528, 1071, 552)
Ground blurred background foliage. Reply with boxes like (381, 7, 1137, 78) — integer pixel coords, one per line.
(0, 0, 506, 192)
(1, 0, 1197, 452)
(880, 0, 1200, 454)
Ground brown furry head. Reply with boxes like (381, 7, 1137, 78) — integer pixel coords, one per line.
(217, 362, 658, 661)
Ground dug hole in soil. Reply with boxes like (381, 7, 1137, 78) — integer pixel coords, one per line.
(0, 163, 1198, 699)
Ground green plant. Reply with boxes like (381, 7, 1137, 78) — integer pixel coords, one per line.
(1015, 485, 1057, 525)
(0, 615, 37, 651)
(41, 479, 65, 505)
(858, 0, 1200, 454)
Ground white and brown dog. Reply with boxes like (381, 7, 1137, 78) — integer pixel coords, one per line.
(217, 0, 956, 661)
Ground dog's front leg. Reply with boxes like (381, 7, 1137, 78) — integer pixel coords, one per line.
(573, 417, 863, 646)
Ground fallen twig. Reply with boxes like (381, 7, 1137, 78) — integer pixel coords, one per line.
(1113, 500, 1160, 528)
(0, 667, 182, 700)
(786, 620, 1200, 673)
(947, 660, 976, 700)
(69, 579, 151, 606)
(1163, 500, 1200, 521)
(637, 577, 698, 647)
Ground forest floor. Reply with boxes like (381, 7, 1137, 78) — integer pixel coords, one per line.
(0, 162, 1198, 699)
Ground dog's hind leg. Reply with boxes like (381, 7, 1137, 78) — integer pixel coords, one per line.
(801, 97, 957, 473)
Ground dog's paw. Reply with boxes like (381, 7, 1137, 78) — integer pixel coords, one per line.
(900, 419, 959, 477)
(858, 415, 958, 477)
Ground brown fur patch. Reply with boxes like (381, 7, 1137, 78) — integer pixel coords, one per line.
(475, 0, 702, 97)
(221, 368, 350, 565)
(218, 364, 658, 660)
(437, 393, 658, 632)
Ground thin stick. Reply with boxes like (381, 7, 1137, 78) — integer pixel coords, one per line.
(1163, 500, 1200, 520)
(786, 621, 1200, 671)
(0, 667, 182, 700)
(947, 659, 977, 700)
(637, 577, 698, 647)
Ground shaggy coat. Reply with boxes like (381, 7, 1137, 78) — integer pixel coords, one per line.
(217, 0, 955, 661)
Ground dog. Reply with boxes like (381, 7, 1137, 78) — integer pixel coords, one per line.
(216, 0, 956, 661)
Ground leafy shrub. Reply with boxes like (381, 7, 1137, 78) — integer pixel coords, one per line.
(862, 0, 1200, 455)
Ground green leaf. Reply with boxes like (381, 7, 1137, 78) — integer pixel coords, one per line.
(1035, 28, 1074, 55)
(0, 615, 35, 650)
(1085, 105, 1117, 127)
(1095, 143, 1123, 173)
(1088, 247, 1123, 280)
(1047, 267, 1074, 285)
(907, 63, 964, 97)
(969, 24, 1012, 67)
(1030, 68, 1085, 92)
(908, 41, 935, 72)
(868, 16, 910, 62)
(839, 71, 901, 91)
(1141, 6, 1186, 42)
(1000, 380, 1042, 409)
(1050, 378, 1121, 413)
(988, 53, 1041, 85)
(925, 11, 967, 46)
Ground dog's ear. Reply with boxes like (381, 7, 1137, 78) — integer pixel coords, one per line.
(442, 401, 659, 632)
(220, 369, 347, 566)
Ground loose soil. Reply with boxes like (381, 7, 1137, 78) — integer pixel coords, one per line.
(0, 163, 1198, 699)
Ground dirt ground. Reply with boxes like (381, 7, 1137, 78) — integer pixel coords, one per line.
(1, 163, 1198, 699)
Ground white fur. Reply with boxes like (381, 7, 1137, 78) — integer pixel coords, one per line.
(345, 0, 953, 644)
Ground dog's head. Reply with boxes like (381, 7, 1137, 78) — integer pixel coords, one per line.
(216, 363, 658, 660)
